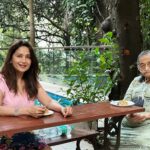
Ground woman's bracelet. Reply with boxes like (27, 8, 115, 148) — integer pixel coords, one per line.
(14, 107, 20, 116)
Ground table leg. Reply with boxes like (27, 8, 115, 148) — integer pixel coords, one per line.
(104, 118, 109, 146)
(76, 139, 81, 150)
(103, 116, 125, 148)
(109, 116, 124, 146)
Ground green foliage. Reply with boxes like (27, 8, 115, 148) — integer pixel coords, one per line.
(0, 0, 97, 46)
(65, 32, 119, 105)
(0, 50, 7, 69)
(0, 0, 149, 49)
(140, 0, 150, 49)
(62, 0, 97, 45)
(0, 0, 29, 32)
(0, 0, 30, 45)
(36, 49, 68, 75)
(0, 0, 65, 46)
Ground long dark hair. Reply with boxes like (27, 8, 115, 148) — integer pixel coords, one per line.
(1, 40, 40, 99)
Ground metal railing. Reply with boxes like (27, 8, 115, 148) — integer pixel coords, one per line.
(0, 45, 111, 51)
(0, 45, 115, 76)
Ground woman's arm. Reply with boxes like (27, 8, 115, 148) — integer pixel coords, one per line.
(37, 85, 63, 112)
(143, 113, 150, 120)
(0, 90, 46, 117)
(127, 112, 150, 123)
(0, 105, 47, 118)
(37, 84, 72, 117)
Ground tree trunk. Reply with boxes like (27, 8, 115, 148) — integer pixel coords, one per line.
(114, 0, 142, 98)
(29, 0, 35, 47)
(95, 0, 109, 23)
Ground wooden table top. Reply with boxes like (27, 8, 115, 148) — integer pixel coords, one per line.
(0, 102, 144, 137)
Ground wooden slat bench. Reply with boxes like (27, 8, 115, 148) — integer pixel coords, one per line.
(46, 128, 103, 150)
(46, 116, 125, 150)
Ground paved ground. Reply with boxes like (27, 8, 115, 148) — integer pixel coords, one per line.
(52, 140, 94, 150)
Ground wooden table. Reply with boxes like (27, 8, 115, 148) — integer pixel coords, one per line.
(0, 102, 144, 148)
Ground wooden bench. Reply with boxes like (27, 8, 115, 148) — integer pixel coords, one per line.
(46, 116, 125, 150)
(46, 128, 103, 150)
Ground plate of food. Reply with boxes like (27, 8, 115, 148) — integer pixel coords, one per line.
(110, 99, 135, 107)
(43, 109, 54, 116)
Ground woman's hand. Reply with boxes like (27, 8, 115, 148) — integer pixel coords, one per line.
(61, 107, 73, 118)
(27, 106, 46, 118)
(127, 113, 150, 123)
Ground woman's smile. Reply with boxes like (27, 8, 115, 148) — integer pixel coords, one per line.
(12, 46, 31, 74)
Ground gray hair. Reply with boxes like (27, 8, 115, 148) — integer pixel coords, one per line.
(137, 50, 150, 64)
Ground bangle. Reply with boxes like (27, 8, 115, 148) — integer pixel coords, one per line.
(14, 107, 20, 116)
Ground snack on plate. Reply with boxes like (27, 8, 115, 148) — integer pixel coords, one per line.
(43, 108, 49, 115)
(118, 99, 128, 106)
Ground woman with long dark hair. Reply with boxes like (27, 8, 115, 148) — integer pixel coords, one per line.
(0, 40, 72, 150)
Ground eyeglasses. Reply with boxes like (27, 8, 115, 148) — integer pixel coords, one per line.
(137, 62, 150, 71)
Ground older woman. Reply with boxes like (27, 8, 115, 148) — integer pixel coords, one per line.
(122, 50, 150, 147)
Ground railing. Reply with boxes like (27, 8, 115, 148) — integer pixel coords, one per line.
(0, 45, 111, 51)
(0, 45, 117, 80)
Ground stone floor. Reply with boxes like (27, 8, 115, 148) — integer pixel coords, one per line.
(52, 140, 94, 150)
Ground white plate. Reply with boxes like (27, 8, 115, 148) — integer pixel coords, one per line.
(43, 110, 54, 116)
(110, 100, 135, 107)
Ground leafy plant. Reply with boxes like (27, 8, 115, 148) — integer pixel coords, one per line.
(65, 32, 119, 105)
(140, 0, 150, 49)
